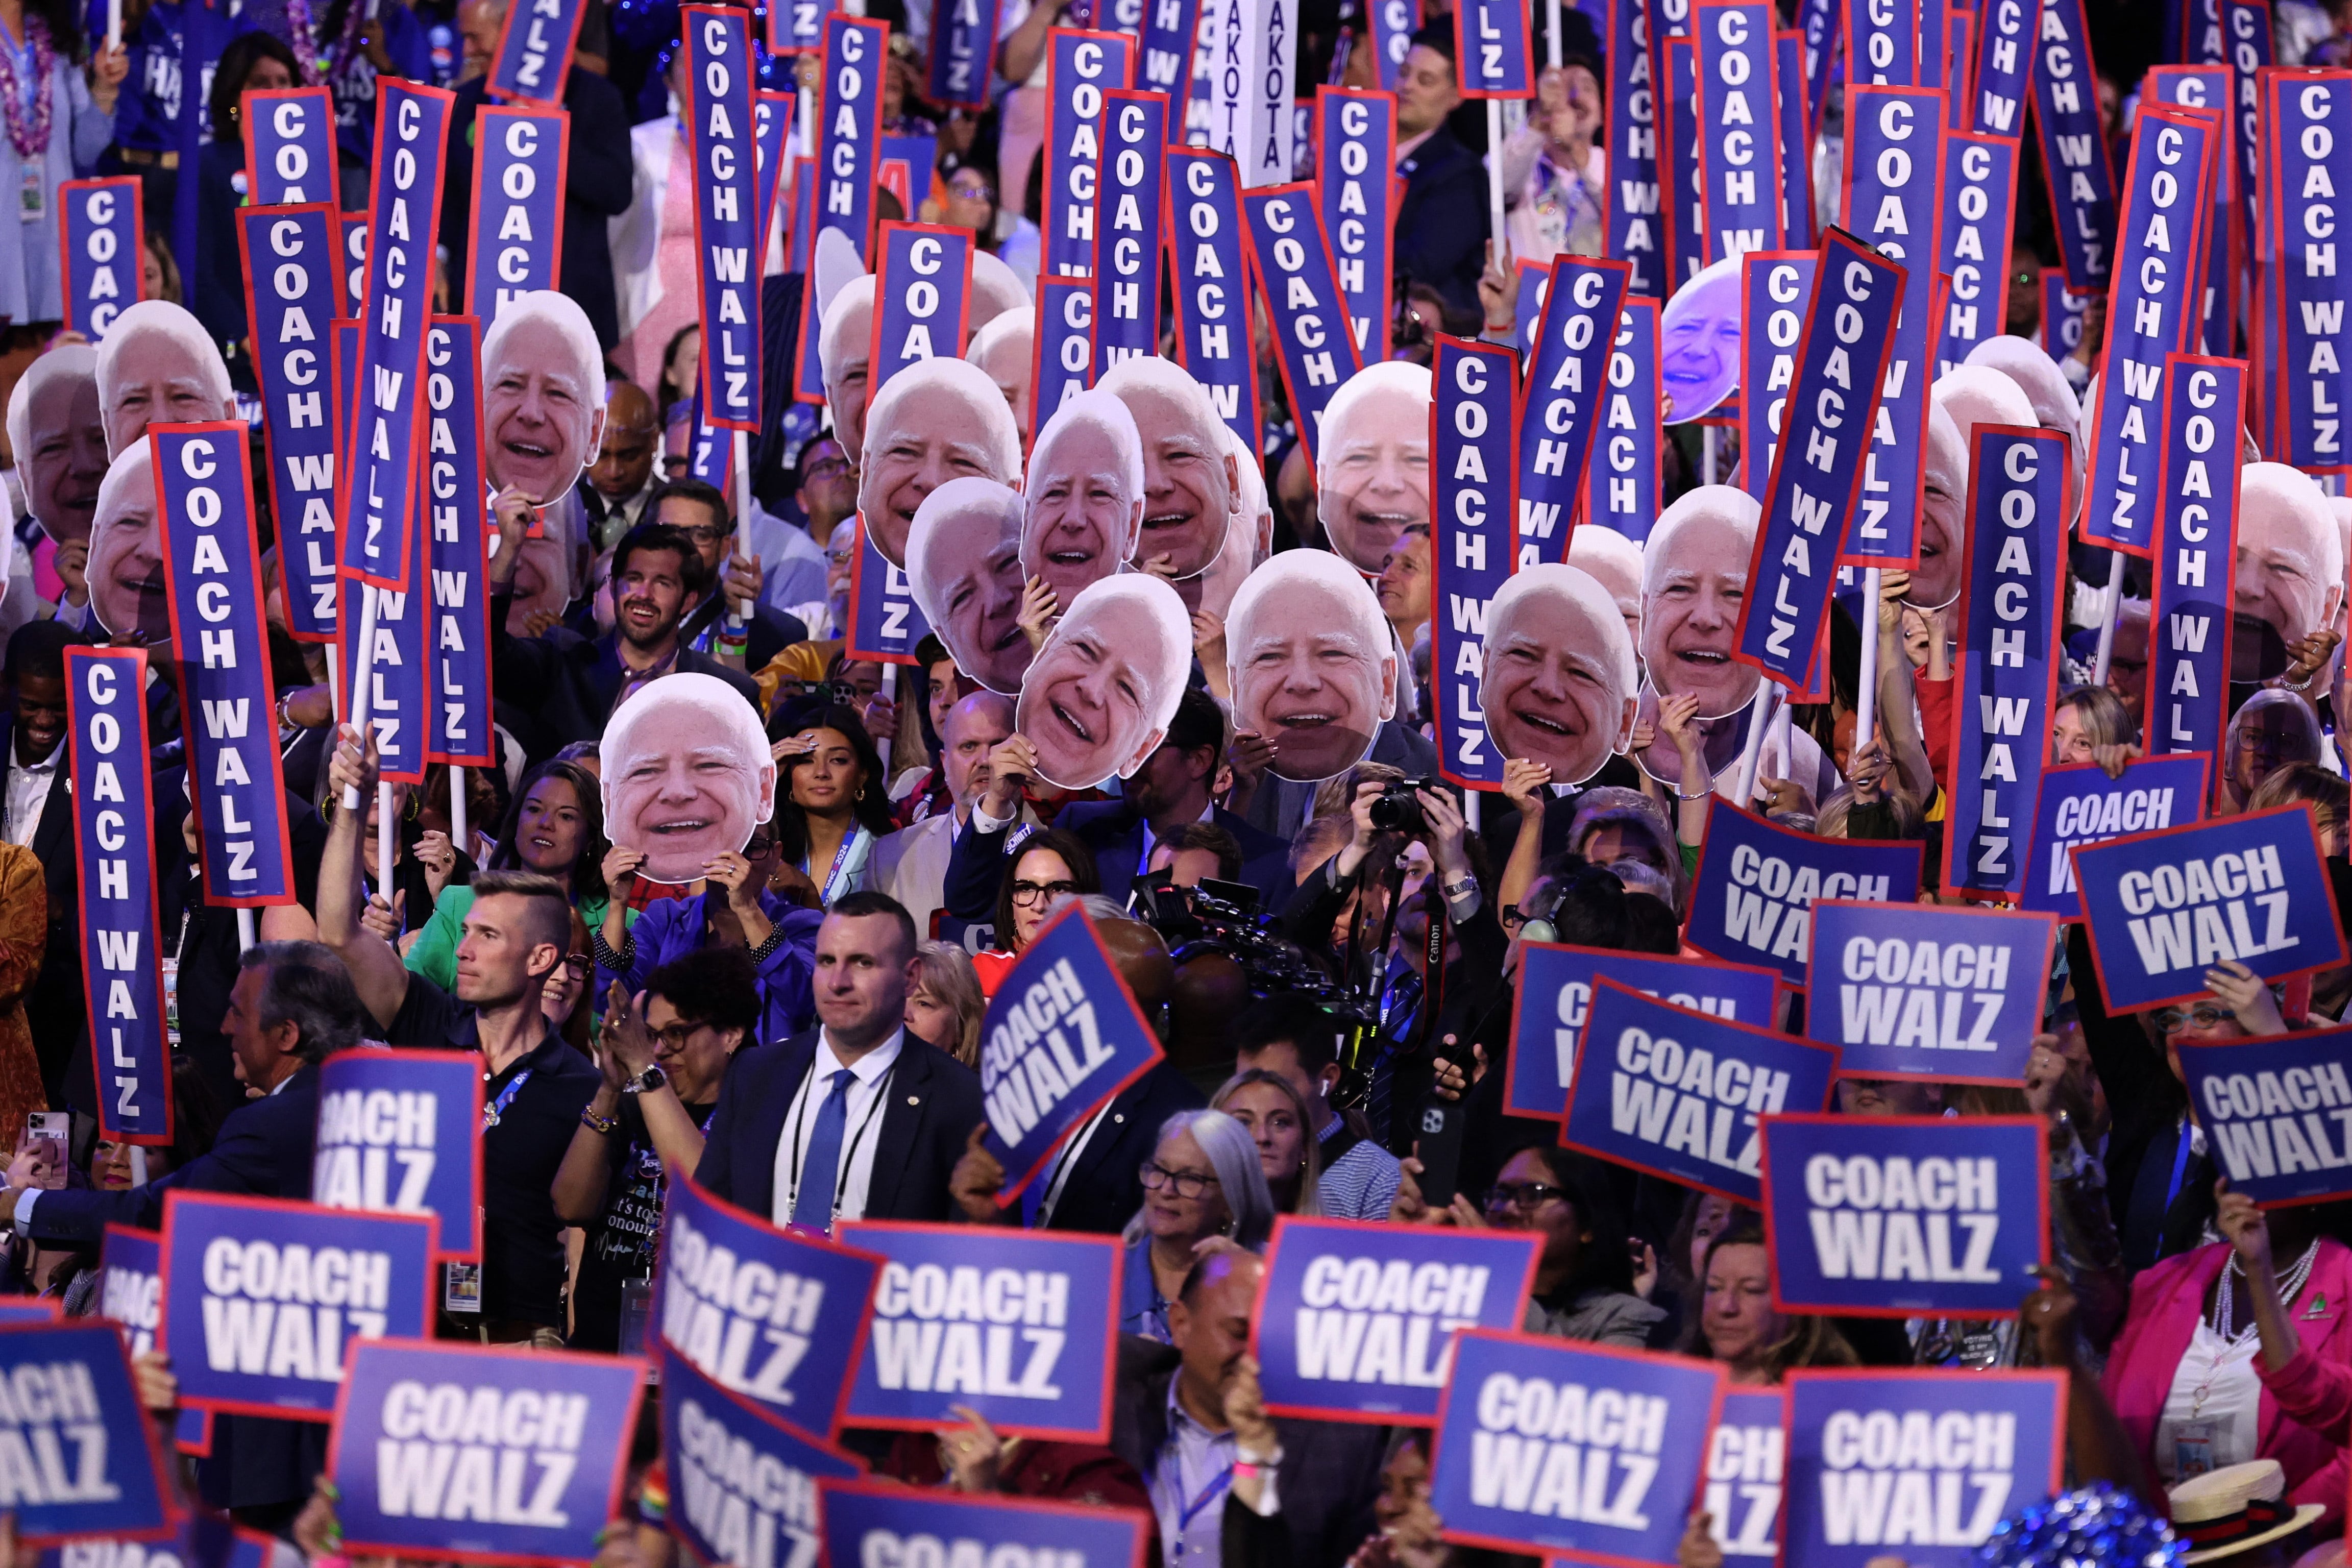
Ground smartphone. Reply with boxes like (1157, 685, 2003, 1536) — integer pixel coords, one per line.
(1414, 1100, 1466, 1211)
(27, 1112, 67, 1147)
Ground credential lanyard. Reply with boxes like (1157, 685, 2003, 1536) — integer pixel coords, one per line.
(1168, 1465, 1233, 1561)
(483, 1068, 533, 1130)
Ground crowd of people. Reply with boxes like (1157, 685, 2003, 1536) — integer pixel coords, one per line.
(0, 0, 2345, 1563)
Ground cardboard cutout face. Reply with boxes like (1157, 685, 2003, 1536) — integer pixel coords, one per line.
(1103, 364, 1237, 581)
(1659, 257, 1741, 422)
(95, 303, 235, 459)
(1316, 366, 1433, 575)
(1016, 574, 1192, 789)
(2238, 463, 2346, 683)
(857, 357, 1022, 571)
(1641, 488, 1761, 720)
(482, 297, 608, 505)
(12, 348, 106, 544)
(599, 673, 778, 885)
(89, 441, 168, 643)
(908, 477, 1033, 697)
(1019, 393, 1145, 611)
(1227, 551, 1398, 782)
(1567, 525, 1644, 652)
(1480, 565, 1640, 787)
(1910, 401, 1971, 612)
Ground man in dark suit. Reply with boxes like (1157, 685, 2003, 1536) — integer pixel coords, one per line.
(487, 513, 763, 763)
(1237, 716, 1441, 845)
(1112, 1251, 1385, 1568)
(437, 0, 635, 350)
(696, 892, 984, 1228)
(1393, 26, 1490, 320)
(0, 941, 366, 1529)
(945, 689, 1294, 918)
(2, 620, 81, 1097)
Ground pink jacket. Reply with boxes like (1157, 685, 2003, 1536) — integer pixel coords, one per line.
(2102, 1238, 2352, 1528)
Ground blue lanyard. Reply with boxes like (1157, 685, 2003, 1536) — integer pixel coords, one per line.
(1168, 1465, 1233, 1560)
(2164, 1115, 2195, 1215)
(483, 1068, 533, 1129)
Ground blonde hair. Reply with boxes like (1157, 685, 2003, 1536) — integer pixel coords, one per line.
(1212, 1068, 1322, 1216)
(912, 942, 985, 1067)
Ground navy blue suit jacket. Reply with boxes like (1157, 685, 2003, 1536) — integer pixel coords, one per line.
(694, 1029, 983, 1223)
(943, 801, 1293, 920)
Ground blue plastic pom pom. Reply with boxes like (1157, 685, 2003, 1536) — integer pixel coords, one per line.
(1976, 1482, 2185, 1568)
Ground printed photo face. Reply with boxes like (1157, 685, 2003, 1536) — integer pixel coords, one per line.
(915, 494, 1032, 696)
(824, 298, 874, 463)
(1318, 379, 1431, 574)
(101, 325, 230, 457)
(1114, 380, 1234, 579)
(603, 693, 776, 885)
(1016, 588, 1186, 787)
(1480, 584, 1635, 786)
(972, 326, 1032, 446)
(1020, 418, 1142, 609)
(2236, 483, 2340, 677)
(23, 369, 107, 543)
(1567, 530, 1643, 651)
(1659, 263, 1741, 422)
(1231, 575, 1395, 781)
(88, 459, 167, 642)
(859, 387, 1009, 570)
(1912, 445, 1967, 611)
(1643, 509, 1758, 719)
(483, 314, 602, 504)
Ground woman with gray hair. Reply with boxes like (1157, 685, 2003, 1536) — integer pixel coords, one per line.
(1118, 1108, 1275, 1342)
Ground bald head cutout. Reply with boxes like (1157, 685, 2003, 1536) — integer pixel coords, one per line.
(1226, 547, 1398, 781)
(1641, 485, 1762, 719)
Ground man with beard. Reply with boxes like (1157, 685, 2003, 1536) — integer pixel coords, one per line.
(1016, 574, 1193, 788)
(488, 505, 761, 762)
(872, 689, 1023, 938)
(483, 291, 609, 506)
(1479, 564, 1638, 788)
(654, 479, 809, 671)
(1019, 390, 1146, 610)
(1315, 362, 1432, 575)
(906, 478, 1032, 696)
(1098, 357, 1241, 581)
(820, 277, 878, 464)
(7, 347, 105, 625)
(93, 301, 237, 458)
(858, 356, 1026, 570)
(2235, 462, 2345, 698)
(966, 310, 1035, 448)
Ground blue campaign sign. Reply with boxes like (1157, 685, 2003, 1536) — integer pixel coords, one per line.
(1932, 132, 2018, 373)
(1092, 90, 1164, 372)
(1659, 39, 1704, 292)
(338, 524, 430, 787)
(1943, 426, 2066, 902)
(1735, 229, 1904, 689)
(2180, 1030, 2352, 1206)
(1517, 256, 1629, 565)
(1702, 1388, 1785, 1560)
(1506, 943, 1783, 1121)
(330, 1339, 645, 1565)
(160, 1192, 436, 1420)
(753, 91, 794, 247)
(2028, 0, 2116, 297)
(237, 204, 345, 645)
(2221, 0, 2269, 288)
(1455, 0, 1533, 96)
(240, 87, 338, 207)
(1782, 1368, 2065, 1567)
(1512, 261, 1548, 357)
(662, 1346, 865, 1568)
(33, 1511, 279, 1568)
(313, 1047, 486, 1259)
(2073, 806, 2349, 1014)
(1431, 336, 1518, 793)
(1586, 296, 1663, 542)
(1319, 90, 1396, 364)
(340, 81, 453, 592)
(838, 1222, 1121, 1440)
(1969, 0, 2029, 134)
(870, 222, 974, 396)
(771, 0, 830, 53)
(1738, 251, 1815, 500)
(846, 519, 933, 667)
(1242, 184, 1362, 465)
(2144, 66, 2237, 357)
(1839, 87, 1941, 570)
(0, 1324, 175, 1548)
(1368, 0, 1420, 90)
(2265, 71, 2351, 473)
(1044, 31, 1135, 280)
(1794, 0, 1832, 134)
(685, 6, 762, 433)
(790, 158, 825, 405)
(2082, 108, 2216, 556)
(486, 0, 585, 105)
(1166, 149, 1261, 450)
(58, 177, 141, 340)
(821, 1479, 1150, 1568)
(1843, 0, 1912, 84)
(465, 105, 568, 331)
(1430, 1329, 1722, 1564)
(1687, 804, 1924, 987)
(1252, 1217, 1538, 1425)
(2148, 355, 2243, 771)
(100, 1225, 162, 1356)
(1759, 1114, 2048, 1317)
(815, 15, 886, 270)
(341, 216, 370, 315)
(1804, 901, 2056, 1084)
(1564, 977, 1841, 1206)
(1940, 9, 1970, 129)
(1605, 0, 1663, 298)
(424, 318, 496, 768)
(65, 648, 170, 1146)
(929, 0, 1005, 106)
(1776, 31, 1813, 249)
(979, 903, 1166, 1197)
(1694, 0, 1782, 263)
(1032, 274, 1095, 433)
(151, 423, 297, 909)
(2021, 755, 2210, 919)
(658, 1174, 884, 1440)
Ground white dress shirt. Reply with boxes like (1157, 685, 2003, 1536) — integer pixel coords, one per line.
(772, 1027, 906, 1230)
(2, 741, 58, 846)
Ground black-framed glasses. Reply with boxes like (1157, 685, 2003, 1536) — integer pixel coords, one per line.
(1011, 878, 1081, 905)
(652, 1021, 707, 1047)
(560, 954, 593, 977)
(683, 524, 736, 545)
(1485, 1181, 1569, 1213)
(804, 453, 851, 484)
(745, 834, 776, 857)
(1140, 1160, 1221, 1199)
(2153, 1002, 2237, 1033)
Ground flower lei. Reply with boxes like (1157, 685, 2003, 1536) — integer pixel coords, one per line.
(0, 12, 56, 164)
(284, 0, 368, 86)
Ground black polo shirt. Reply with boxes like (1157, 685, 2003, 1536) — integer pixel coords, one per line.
(385, 974, 601, 1329)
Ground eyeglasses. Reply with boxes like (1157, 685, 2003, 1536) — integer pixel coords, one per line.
(1140, 1160, 1221, 1198)
(803, 455, 851, 483)
(560, 954, 593, 977)
(2153, 1003, 2238, 1033)
(825, 546, 858, 565)
(652, 1021, 708, 1047)
(1484, 1181, 1569, 1213)
(683, 525, 736, 545)
(950, 178, 996, 202)
(745, 834, 775, 856)
(1010, 878, 1081, 905)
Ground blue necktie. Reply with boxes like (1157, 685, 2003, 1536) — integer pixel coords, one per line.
(791, 1068, 858, 1231)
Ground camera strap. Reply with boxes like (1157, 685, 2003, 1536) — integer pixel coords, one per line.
(1416, 892, 1447, 1053)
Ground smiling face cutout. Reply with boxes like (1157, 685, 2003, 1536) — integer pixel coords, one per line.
(481, 295, 608, 505)
(600, 673, 778, 886)
(908, 477, 1033, 696)
(856, 356, 1025, 571)
(1019, 390, 1146, 609)
(1479, 564, 1639, 786)
(1658, 258, 1741, 423)
(1226, 549, 1398, 781)
(89, 440, 170, 643)
(1641, 485, 1761, 720)
(1315, 363, 1433, 575)
(1016, 574, 1193, 788)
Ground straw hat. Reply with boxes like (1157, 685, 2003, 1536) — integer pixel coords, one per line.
(2170, 1461, 2326, 1562)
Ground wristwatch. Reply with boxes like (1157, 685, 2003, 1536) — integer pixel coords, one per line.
(622, 1064, 668, 1095)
